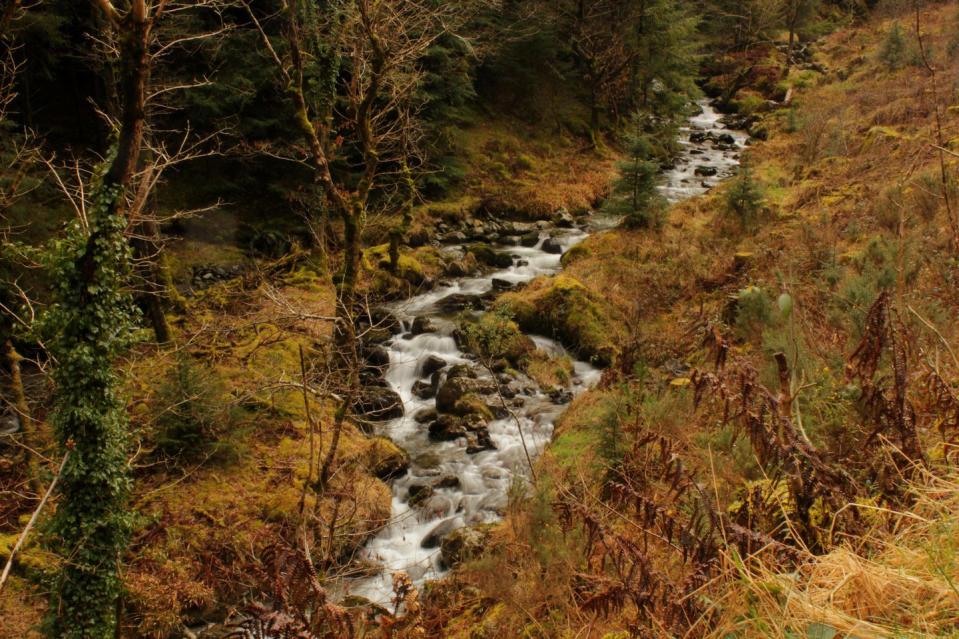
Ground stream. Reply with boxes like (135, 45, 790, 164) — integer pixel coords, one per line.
(344, 99, 748, 605)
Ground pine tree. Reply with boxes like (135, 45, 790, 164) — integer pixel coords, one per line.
(605, 115, 666, 229)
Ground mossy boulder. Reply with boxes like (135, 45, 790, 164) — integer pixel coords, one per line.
(439, 524, 494, 568)
(496, 274, 618, 367)
(467, 243, 513, 269)
(456, 314, 536, 369)
(366, 437, 410, 481)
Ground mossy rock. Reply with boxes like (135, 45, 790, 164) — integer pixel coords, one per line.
(456, 314, 536, 369)
(439, 524, 494, 568)
(560, 243, 590, 267)
(466, 243, 513, 269)
(496, 274, 618, 367)
(365, 436, 410, 481)
(453, 393, 494, 421)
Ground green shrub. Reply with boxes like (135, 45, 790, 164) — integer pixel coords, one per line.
(733, 285, 774, 340)
(153, 355, 238, 461)
(878, 22, 908, 70)
(724, 167, 765, 229)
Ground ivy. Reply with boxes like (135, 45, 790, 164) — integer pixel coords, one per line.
(38, 178, 138, 639)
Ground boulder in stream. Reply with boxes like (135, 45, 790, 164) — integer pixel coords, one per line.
(420, 517, 459, 549)
(519, 231, 540, 247)
(412, 379, 435, 400)
(411, 316, 435, 335)
(353, 386, 404, 421)
(421, 354, 447, 377)
(436, 293, 483, 312)
(440, 524, 493, 568)
(541, 237, 563, 254)
(366, 437, 410, 481)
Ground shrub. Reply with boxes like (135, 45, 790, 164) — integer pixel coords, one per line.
(153, 355, 238, 460)
(604, 113, 669, 230)
(878, 22, 908, 70)
(732, 285, 773, 339)
(724, 167, 765, 229)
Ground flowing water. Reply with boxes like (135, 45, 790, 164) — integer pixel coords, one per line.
(344, 100, 746, 604)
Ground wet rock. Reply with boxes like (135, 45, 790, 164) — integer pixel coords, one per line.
(440, 525, 492, 568)
(549, 388, 574, 405)
(689, 131, 708, 143)
(364, 345, 390, 368)
(436, 293, 483, 312)
(466, 430, 496, 454)
(410, 316, 435, 335)
(436, 375, 479, 413)
(366, 437, 410, 481)
(695, 165, 718, 177)
(468, 244, 513, 269)
(421, 517, 459, 549)
(541, 237, 564, 254)
(407, 484, 434, 507)
(421, 354, 447, 377)
(435, 475, 461, 490)
(491, 278, 514, 291)
(428, 415, 470, 441)
(554, 209, 575, 228)
(413, 407, 437, 423)
(353, 386, 404, 421)
(412, 379, 435, 400)
(516, 259, 529, 267)
(519, 231, 540, 247)
(413, 451, 442, 470)
(444, 231, 467, 243)
(716, 132, 736, 145)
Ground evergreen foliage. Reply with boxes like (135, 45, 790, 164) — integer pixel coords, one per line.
(879, 21, 908, 70)
(724, 166, 765, 229)
(605, 114, 668, 229)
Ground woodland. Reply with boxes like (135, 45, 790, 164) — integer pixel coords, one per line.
(2, 0, 959, 637)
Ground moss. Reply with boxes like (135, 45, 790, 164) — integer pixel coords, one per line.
(497, 274, 619, 366)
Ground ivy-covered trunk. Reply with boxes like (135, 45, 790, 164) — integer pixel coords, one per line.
(45, 191, 136, 639)
(45, 2, 150, 636)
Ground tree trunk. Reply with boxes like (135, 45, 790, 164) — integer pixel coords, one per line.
(132, 218, 172, 343)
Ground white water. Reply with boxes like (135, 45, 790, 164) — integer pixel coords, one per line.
(343, 100, 745, 604)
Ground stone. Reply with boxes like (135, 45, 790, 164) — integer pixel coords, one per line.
(519, 231, 540, 247)
(436, 293, 483, 312)
(421, 354, 447, 377)
(440, 525, 492, 568)
(421, 518, 459, 549)
(366, 437, 410, 481)
(410, 316, 435, 335)
(491, 278, 514, 291)
(435, 376, 477, 413)
(414, 408, 437, 423)
(695, 165, 718, 177)
(412, 379, 435, 400)
(428, 415, 469, 441)
(364, 345, 390, 368)
(434, 475, 461, 490)
(407, 484, 434, 507)
(353, 386, 404, 421)
(541, 237, 563, 254)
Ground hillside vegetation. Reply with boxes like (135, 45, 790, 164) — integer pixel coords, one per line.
(418, 4, 959, 638)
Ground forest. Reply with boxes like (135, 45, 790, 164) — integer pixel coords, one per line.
(2, 0, 959, 637)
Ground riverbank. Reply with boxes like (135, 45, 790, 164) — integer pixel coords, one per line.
(418, 5, 959, 636)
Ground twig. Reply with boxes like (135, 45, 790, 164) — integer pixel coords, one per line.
(0, 450, 70, 592)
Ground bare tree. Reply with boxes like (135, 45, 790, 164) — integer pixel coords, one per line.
(246, 0, 451, 485)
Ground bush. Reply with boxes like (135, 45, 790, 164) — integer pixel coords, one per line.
(724, 167, 765, 229)
(878, 22, 908, 70)
(153, 356, 238, 461)
(732, 285, 774, 339)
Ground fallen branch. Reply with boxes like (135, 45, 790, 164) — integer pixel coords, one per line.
(0, 450, 70, 592)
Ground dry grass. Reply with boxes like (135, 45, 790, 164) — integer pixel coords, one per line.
(708, 467, 959, 638)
